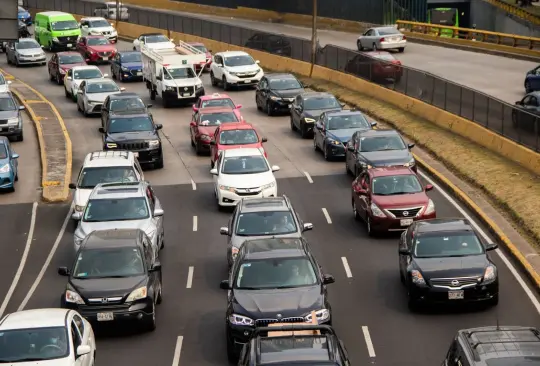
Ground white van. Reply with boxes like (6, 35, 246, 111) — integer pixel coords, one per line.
(93, 2, 129, 21)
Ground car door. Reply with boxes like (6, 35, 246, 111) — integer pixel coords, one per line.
(69, 319, 86, 366)
(146, 184, 163, 254)
(134, 159, 144, 180)
(156, 67, 165, 96)
(72, 314, 94, 366)
(101, 96, 110, 125)
(357, 173, 370, 219)
(213, 55, 224, 79)
(65, 68, 73, 91)
(143, 238, 160, 299)
(77, 81, 86, 110)
(291, 95, 303, 127)
(360, 29, 373, 48)
(399, 226, 413, 278)
(519, 95, 539, 127)
(76, 37, 86, 56)
(530, 66, 540, 90)
(48, 53, 57, 76)
(213, 152, 223, 189)
(7, 140, 17, 176)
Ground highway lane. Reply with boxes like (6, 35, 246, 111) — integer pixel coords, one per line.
(0, 39, 539, 365)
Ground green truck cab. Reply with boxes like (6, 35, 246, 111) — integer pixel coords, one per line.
(34, 11, 80, 51)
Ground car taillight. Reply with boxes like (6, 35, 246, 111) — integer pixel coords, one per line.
(402, 35, 406, 40)
(380, 37, 385, 42)
(392, 60, 401, 65)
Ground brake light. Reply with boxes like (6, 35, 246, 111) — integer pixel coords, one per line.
(380, 37, 385, 42)
(392, 60, 401, 65)
(402, 35, 406, 40)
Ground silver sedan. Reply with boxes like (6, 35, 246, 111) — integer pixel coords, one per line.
(357, 27, 407, 53)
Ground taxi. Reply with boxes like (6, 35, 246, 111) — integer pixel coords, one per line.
(210, 122, 267, 167)
(192, 93, 243, 121)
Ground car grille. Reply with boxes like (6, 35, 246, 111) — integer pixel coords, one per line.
(130, 69, 142, 76)
(430, 277, 480, 288)
(235, 72, 257, 79)
(91, 104, 102, 112)
(117, 141, 150, 150)
(0, 177, 11, 185)
(101, 31, 111, 35)
(78, 303, 130, 312)
(255, 317, 305, 327)
(234, 187, 261, 196)
(99, 52, 112, 57)
(178, 86, 195, 93)
(57, 36, 77, 43)
(386, 207, 422, 218)
(0, 120, 7, 125)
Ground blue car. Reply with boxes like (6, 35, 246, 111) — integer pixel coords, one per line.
(110, 51, 143, 82)
(314, 110, 377, 160)
(0, 136, 19, 191)
(524, 65, 540, 93)
(18, 6, 31, 26)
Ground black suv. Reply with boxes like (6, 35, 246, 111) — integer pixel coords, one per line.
(219, 237, 335, 362)
(443, 326, 540, 365)
(101, 92, 151, 127)
(99, 111, 164, 168)
(399, 218, 499, 311)
(239, 324, 351, 365)
(58, 228, 163, 332)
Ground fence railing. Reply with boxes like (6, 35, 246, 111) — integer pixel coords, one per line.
(26, 0, 540, 152)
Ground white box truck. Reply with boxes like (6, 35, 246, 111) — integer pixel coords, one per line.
(141, 43, 207, 107)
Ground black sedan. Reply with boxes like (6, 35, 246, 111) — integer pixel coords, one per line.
(314, 109, 376, 160)
(255, 73, 304, 116)
(398, 218, 499, 311)
(345, 129, 415, 177)
(290, 92, 343, 138)
(512, 91, 540, 133)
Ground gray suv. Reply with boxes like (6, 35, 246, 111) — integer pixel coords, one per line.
(219, 196, 313, 268)
(74, 182, 164, 259)
(0, 93, 25, 141)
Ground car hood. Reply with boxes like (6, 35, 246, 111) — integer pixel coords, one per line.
(304, 108, 341, 119)
(60, 62, 86, 71)
(271, 88, 304, 99)
(360, 150, 412, 165)
(4, 358, 74, 366)
(0, 110, 19, 119)
(232, 286, 323, 319)
(196, 125, 218, 136)
(89, 26, 115, 33)
(77, 219, 151, 238)
(74, 188, 92, 206)
(326, 128, 365, 143)
(85, 91, 117, 103)
(372, 192, 429, 208)
(121, 62, 142, 69)
(17, 48, 43, 56)
(415, 255, 489, 279)
(106, 131, 157, 142)
(70, 275, 146, 298)
(226, 64, 260, 73)
(163, 78, 200, 87)
(219, 171, 275, 188)
(231, 233, 302, 249)
(87, 45, 116, 53)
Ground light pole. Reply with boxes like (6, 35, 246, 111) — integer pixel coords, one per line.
(310, 0, 317, 77)
(116, 0, 120, 25)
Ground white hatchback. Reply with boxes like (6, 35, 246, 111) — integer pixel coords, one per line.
(211, 148, 279, 207)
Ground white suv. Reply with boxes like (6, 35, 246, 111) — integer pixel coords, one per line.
(79, 17, 118, 43)
(210, 51, 263, 90)
(93, 1, 129, 21)
(69, 150, 144, 220)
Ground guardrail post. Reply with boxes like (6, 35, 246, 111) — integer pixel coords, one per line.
(472, 92, 476, 122)
(444, 82, 447, 110)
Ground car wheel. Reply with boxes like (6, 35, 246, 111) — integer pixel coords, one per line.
(367, 216, 375, 236)
(357, 40, 363, 51)
(300, 123, 309, 138)
(154, 157, 164, 169)
(222, 76, 229, 91)
(111, 67, 116, 79)
(372, 43, 377, 51)
(150, 89, 156, 101)
(266, 101, 273, 116)
(525, 80, 532, 93)
(352, 199, 359, 220)
(407, 288, 419, 312)
(64, 87, 70, 98)
(488, 294, 499, 307)
(195, 141, 202, 155)
(398, 47, 404, 53)
(210, 71, 217, 86)
(72, 92, 77, 103)
(143, 305, 156, 332)
(290, 116, 297, 131)
(17, 131, 23, 142)
(156, 282, 163, 304)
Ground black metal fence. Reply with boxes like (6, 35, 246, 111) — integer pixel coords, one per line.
(25, 0, 540, 152)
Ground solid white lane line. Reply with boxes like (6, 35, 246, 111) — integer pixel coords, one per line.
(18, 202, 74, 311)
(186, 266, 194, 289)
(171, 336, 184, 366)
(362, 326, 376, 357)
(193, 216, 197, 231)
(322, 208, 332, 224)
(191, 179, 196, 190)
(418, 170, 540, 314)
(341, 257, 353, 278)
(304, 171, 313, 183)
(0, 202, 38, 318)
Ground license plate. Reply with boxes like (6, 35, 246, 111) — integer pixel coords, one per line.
(97, 312, 114, 321)
(137, 72, 142, 76)
(133, 152, 139, 157)
(102, 57, 108, 61)
(400, 219, 413, 226)
(183, 93, 190, 97)
(67, 43, 72, 47)
(448, 290, 464, 300)
(244, 80, 251, 83)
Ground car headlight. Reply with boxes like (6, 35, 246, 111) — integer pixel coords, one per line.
(304, 309, 330, 322)
(326, 138, 341, 146)
(219, 185, 235, 192)
(75, 205, 85, 212)
(228, 71, 238, 76)
(88, 100, 99, 105)
(231, 247, 239, 259)
(405, 158, 415, 167)
(424, 199, 435, 215)
(121, 66, 129, 71)
(304, 118, 316, 123)
(52, 37, 59, 42)
(261, 181, 275, 190)
(126, 286, 147, 302)
(7, 117, 18, 124)
(148, 140, 160, 147)
(269, 95, 279, 101)
(65, 289, 84, 304)
(106, 143, 117, 148)
(199, 134, 211, 142)
(370, 202, 386, 218)
(228, 314, 254, 326)
(0, 164, 10, 173)
(195, 83, 203, 89)
(483, 265, 496, 282)
(410, 270, 426, 285)
(165, 86, 175, 91)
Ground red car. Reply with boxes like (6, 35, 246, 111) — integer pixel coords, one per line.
(47, 52, 87, 85)
(210, 122, 267, 167)
(351, 167, 436, 236)
(192, 93, 243, 121)
(344, 51, 402, 83)
(76, 35, 117, 64)
(190, 107, 243, 155)
(187, 42, 212, 71)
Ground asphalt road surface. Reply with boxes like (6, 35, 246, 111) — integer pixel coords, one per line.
(0, 39, 539, 366)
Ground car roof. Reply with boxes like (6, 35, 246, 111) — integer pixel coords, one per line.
(86, 78, 116, 85)
(198, 106, 236, 113)
(242, 238, 307, 260)
(83, 150, 135, 168)
(17, 38, 38, 43)
(218, 122, 254, 131)
(373, 26, 401, 32)
(89, 182, 146, 199)
(266, 73, 297, 79)
(37, 11, 69, 16)
(300, 91, 334, 98)
(0, 309, 70, 330)
(324, 110, 364, 117)
(84, 229, 143, 250)
(223, 148, 264, 157)
(357, 129, 399, 137)
(108, 92, 141, 99)
(415, 218, 473, 233)
(239, 197, 290, 213)
(220, 51, 249, 57)
(367, 166, 416, 177)
(200, 93, 232, 100)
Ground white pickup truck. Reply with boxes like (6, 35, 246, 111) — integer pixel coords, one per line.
(141, 42, 206, 107)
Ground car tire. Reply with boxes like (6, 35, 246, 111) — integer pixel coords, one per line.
(56, 73, 63, 85)
(372, 43, 377, 51)
(154, 157, 164, 169)
(15, 172, 18, 181)
(143, 306, 156, 332)
(16, 131, 23, 142)
(488, 294, 499, 307)
(156, 282, 163, 304)
(300, 123, 310, 138)
(222, 76, 229, 91)
(525, 81, 532, 93)
(324, 145, 331, 161)
(357, 40, 363, 51)
(290, 116, 297, 131)
(266, 101, 273, 116)
(64, 87, 70, 98)
(210, 71, 217, 86)
(352, 199, 359, 220)
(398, 47, 404, 53)
(150, 89, 156, 101)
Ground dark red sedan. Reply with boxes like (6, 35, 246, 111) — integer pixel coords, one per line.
(190, 107, 241, 155)
(47, 52, 87, 85)
(352, 167, 436, 236)
(76, 35, 117, 64)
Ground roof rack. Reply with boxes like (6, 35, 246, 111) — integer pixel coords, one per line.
(89, 150, 130, 161)
(466, 328, 540, 349)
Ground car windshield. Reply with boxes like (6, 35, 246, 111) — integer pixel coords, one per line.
(89, 19, 110, 27)
(0, 327, 69, 362)
(201, 98, 235, 109)
(121, 53, 141, 63)
(0, 145, 7, 159)
(83, 197, 149, 222)
(51, 20, 78, 31)
(58, 54, 84, 64)
(73, 69, 102, 80)
(236, 211, 297, 236)
(259, 336, 331, 363)
(86, 82, 119, 93)
(372, 175, 423, 195)
(327, 114, 370, 130)
(16, 41, 40, 50)
(72, 247, 145, 279)
(219, 129, 258, 145)
(0, 74, 5, 85)
(18, 6, 25, 12)
(378, 27, 400, 36)
(110, 98, 145, 111)
(235, 258, 317, 289)
(222, 156, 269, 175)
(486, 357, 540, 366)
(224, 55, 255, 67)
(199, 112, 238, 126)
(164, 67, 195, 79)
(304, 96, 341, 110)
(359, 135, 406, 152)
(108, 116, 153, 133)
(78, 167, 138, 189)
(413, 232, 485, 258)
(145, 34, 169, 43)
(87, 37, 110, 46)
(0, 98, 16, 111)
(192, 44, 207, 52)
(268, 78, 302, 90)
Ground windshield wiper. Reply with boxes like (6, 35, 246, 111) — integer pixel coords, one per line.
(0, 357, 48, 362)
(384, 191, 418, 195)
(237, 287, 262, 290)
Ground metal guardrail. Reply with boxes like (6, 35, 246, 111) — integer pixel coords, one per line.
(26, 0, 540, 152)
(484, 0, 540, 26)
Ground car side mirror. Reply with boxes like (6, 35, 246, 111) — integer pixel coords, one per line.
(347, 145, 354, 152)
(155, 124, 163, 130)
(210, 168, 218, 175)
(486, 243, 498, 251)
(340, 103, 345, 107)
(407, 143, 415, 149)
(98, 127, 105, 133)
(220, 280, 230, 289)
(120, 87, 126, 91)
(57, 267, 70, 276)
(261, 137, 268, 142)
(149, 262, 162, 272)
(76, 345, 91, 357)
(69, 183, 76, 189)
(354, 186, 366, 194)
(18, 105, 25, 110)
(147, 104, 152, 108)
(103, 73, 109, 77)
(425, 184, 433, 191)
(209, 140, 216, 145)
(40, 45, 45, 48)
(77, 89, 83, 94)
(316, 124, 323, 130)
(303, 223, 313, 232)
(271, 165, 280, 172)
(236, 104, 242, 109)
(255, 60, 260, 64)
(220, 227, 229, 235)
(370, 122, 377, 127)
(192, 105, 198, 112)
(11, 153, 19, 159)
(399, 248, 410, 255)
(322, 274, 335, 285)
(153, 208, 164, 217)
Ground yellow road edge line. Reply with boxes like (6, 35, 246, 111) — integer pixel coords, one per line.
(23, 100, 47, 104)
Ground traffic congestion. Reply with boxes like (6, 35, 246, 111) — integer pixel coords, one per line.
(0, 8, 539, 366)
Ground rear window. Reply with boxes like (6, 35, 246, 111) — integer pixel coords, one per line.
(259, 336, 331, 364)
(486, 358, 540, 366)
(378, 28, 400, 36)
